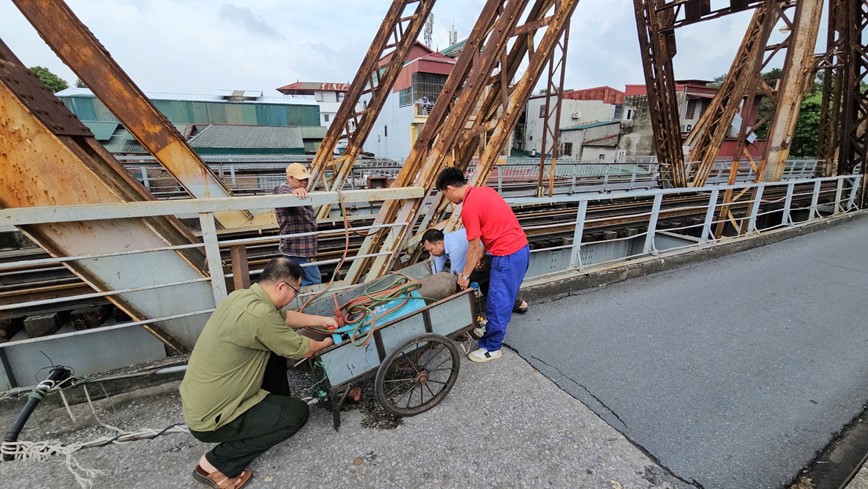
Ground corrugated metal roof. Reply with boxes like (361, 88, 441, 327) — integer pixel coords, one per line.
(561, 120, 621, 132)
(299, 126, 327, 139)
(81, 121, 119, 141)
(188, 125, 304, 150)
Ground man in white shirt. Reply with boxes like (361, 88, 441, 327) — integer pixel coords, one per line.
(422, 228, 528, 313)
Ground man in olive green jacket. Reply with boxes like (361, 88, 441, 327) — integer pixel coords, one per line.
(181, 257, 337, 489)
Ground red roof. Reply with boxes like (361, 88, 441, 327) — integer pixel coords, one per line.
(625, 81, 718, 97)
(276, 82, 349, 95)
(562, 86, 624, 105)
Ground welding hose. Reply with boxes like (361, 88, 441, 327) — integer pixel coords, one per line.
(307, 275, 425, 346)
(3, 366, 72, 461)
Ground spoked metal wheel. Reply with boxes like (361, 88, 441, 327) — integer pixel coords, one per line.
(374, 333, 460, 417)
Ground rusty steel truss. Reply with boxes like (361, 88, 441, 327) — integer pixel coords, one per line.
(307, 0, 436, 219)
(345, 0, 582, 282)
(3, 0, 865, 292)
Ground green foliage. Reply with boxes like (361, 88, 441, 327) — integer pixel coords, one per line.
(75, 78, 87, 89)
(29, 66, 69, 93)
(790, 87, 821, 157)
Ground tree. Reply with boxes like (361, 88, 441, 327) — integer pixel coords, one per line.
(75, 78, 87, 88)
(29, 66, 68, 93)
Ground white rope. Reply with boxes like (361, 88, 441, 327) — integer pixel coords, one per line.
(1, 383, 189, 489)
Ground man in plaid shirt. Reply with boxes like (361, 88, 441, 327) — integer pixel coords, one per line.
(273, 163, 321, 285)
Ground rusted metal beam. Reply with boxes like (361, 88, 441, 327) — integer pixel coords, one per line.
(0, 39, 216, 353)
(309, 0, 437, 219)
(686, 1, 781, 187)
(826, 0, 868, 200)
(344, 0, 527, 282)
(759, 0, 823, 182)
(537, 21, 571, 198)
(657, 0, 768, 30)
(12, 0, 267, 230)
(408, 0, 558, 249)
(633, 0, 687, 187)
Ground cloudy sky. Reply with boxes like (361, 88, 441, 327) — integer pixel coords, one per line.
(1, 0, 813, 96)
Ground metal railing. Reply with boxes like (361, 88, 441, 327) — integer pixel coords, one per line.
(115, 156, 822, 198)
(0, 187, 422, 388)
(0, 174, 859, 388)
(508, 174, 862, 278)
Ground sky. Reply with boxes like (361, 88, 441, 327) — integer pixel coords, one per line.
(1, 0, 815, 97)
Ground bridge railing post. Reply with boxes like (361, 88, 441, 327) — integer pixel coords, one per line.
(568, 200, 588, 270)
(199, 212, 227, 305)
(701, 188, 719, 243)
(643, 193, 663, 254)
(808, 180, 821, 221)
(747, 184, 764, 233)
(782, 181, 795, 226)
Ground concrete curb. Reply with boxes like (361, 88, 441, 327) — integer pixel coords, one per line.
(519, 210, 868, 304)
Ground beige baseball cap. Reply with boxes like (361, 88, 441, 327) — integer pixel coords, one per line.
(285, 163, 311, 180)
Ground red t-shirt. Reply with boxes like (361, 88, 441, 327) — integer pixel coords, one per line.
(461, 186, 528, 256)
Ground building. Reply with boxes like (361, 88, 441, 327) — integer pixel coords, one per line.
(56, 88, 325, 157)
(520, 86, 624, 156)
(559, 121, 623, 161)
(363, 42, 456, 162)
(619, 80, 767, 159)
(276, 81, 349, 128)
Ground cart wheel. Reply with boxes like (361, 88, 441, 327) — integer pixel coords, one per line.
(375, 333, 460, 417)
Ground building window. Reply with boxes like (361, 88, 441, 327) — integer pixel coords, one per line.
(529, 135, 533, 141)
(599, 153, 606, 160)
(399, 72, 448, 108)
(324, 114, 330, 122)
(384, 125, 388, 137)
(539, 105, 546, 118)
(399, 88, 413, 107)
(625, 108, 634, 120)
(562, 142, 573, 156)
(686, 99, 697, 119)
(613, 104, 623, 119)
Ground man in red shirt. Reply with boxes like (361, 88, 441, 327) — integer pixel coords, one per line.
(436, 167, 529, 363)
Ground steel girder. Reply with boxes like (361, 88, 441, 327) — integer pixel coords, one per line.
(346, 0, 583, 282)
(344, 0, 530, 282)
(12, 0, 267, 230)
(536, 21, 571, 197)
(0, 40, 214, 353)
(395, 0, 582, 274)
(819, 0, 868, 207)
(633, 0, 686, 187)
(685, 2, 782, 187)
(759, 0, 824, 182)
(412, 0, 562, 245)
(308, 0, 437, 219)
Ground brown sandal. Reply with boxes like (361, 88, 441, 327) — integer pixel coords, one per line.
(192, 464, 253, 489)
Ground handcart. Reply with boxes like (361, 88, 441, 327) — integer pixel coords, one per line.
(300, 262, 480, 429)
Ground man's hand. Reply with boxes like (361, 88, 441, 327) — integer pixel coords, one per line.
(457, 275, 470, 290)
(291, 187, 309, 199)
(322, 316, 339, 331)
(306, 337, 334, 358)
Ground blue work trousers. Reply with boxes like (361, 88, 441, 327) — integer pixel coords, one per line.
(284, 256, 322, 286)
(479, 244, 529, 352)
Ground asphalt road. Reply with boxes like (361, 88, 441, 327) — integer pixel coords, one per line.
(507, 216, 868, 488)
(0, 345, 691, 489)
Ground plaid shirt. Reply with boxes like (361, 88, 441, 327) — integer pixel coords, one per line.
(274, 183, 318, 258)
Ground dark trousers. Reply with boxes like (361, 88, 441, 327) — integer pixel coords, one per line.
(469, 256, 524, 311)
(189, 353, 306, 477)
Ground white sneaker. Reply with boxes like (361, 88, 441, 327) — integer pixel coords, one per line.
(468, 347, 502, 363)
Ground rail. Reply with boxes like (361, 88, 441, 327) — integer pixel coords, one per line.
(114, 157, 821, 197)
